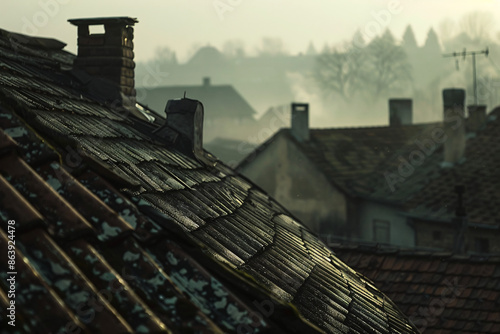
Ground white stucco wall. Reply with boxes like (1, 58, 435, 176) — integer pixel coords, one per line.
(239, 132, 348, 234)
(357, 200, 416, 247)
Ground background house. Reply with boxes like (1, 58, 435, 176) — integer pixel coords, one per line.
(237, 101, 438, 245)
(358, 99, 500, 254)
(137, 77, 258, 142)
(238, 96, 499, 254)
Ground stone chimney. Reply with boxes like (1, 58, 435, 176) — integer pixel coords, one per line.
(154, 97, 205, 159)
(203, 77, 211, 87)
(291, 103, 309, 142)
(467, 105, 487, 132)
(389, 99, 412, 126)
(443, 89, 466, 165)
(68, 17, 137, 102)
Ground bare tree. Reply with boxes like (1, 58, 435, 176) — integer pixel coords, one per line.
(314, 46, 351, 98)
(314, 30, 412, 101)
(459, 11, 495, 42)
(313, 31, 368, 101)
(365, 30, 413, 97)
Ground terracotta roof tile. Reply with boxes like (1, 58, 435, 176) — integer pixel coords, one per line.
(334, 244, 500, 333)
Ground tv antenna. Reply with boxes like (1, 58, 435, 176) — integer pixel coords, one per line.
(443, 47, 489, 105)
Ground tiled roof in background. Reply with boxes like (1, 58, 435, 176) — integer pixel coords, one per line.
(353, 108, 500, 226)
(205, 137, 257, 167)
(137, 84, 257, 119)
(238, 123, 440, 196)
(298, 124, 439, 194)
(0, 26, 419, 333)
(332, 244, 500, 333)
(238, 101, 500, 228)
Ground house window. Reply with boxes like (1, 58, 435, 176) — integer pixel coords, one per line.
(373, 220, 390, 243)
(474, 238, 489, 253)
(433, 230, 442, 241)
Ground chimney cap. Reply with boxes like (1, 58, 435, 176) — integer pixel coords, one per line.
(443, 88, 465, 108)
(389, 98, 412, 103)
(291, 102, 309, 142)
(68, 17, 138, 26)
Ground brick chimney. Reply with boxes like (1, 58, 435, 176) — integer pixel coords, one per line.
(291, 103, 309, 142)
(467, 105, 487, 132)
(389, 99, 412, 126)
(442, 89, 466, 165)
(68, 17, 137, 102)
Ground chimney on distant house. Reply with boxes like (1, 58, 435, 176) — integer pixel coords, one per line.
(291, 103, 309, 142)
(442, 89, 466, 165)
(389, 99, 412, 126)
(203, 77, 211, 87)
(68, 17, 137, 102)
(467, 105, 487, 132)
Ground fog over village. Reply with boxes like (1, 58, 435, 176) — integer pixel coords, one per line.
(136, 11, 500, 126)
(2, 1, 500, 333)
(131, 10, 500, 176)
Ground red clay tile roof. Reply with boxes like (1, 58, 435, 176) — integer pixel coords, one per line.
(0, 26, 419, 333)
(332, 244, 500, 333)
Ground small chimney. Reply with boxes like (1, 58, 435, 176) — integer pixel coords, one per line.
(69, 17, 138, 101)
(203, 77, 211, 87)
(443, 89, 466, 165)
(467, 105, 487, 132)
(291, 103, 309, 142)
(389, 99, 412, 126)
(154, 97, 204, 158)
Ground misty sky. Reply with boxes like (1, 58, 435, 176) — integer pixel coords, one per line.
(3, 0, 499, 62)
